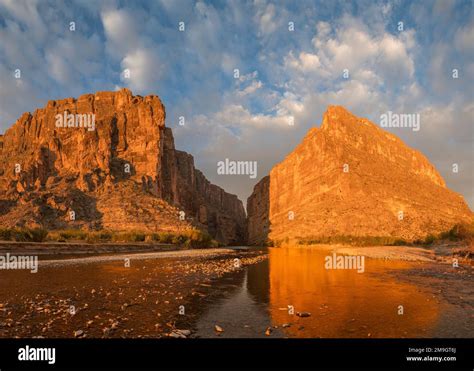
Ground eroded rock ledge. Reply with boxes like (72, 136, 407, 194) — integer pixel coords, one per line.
(0, 89, 246, 245)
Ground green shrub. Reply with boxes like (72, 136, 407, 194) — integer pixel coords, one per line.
(0, 228, 12, 241)
(423, 234, 436, 245)
(133, 232, 146, 242)
(84, 231, 111, 243)
(391, 239, 407, 246)
(444, 224, 474, 241)
(10, 228, 31, 242)
(100, 231, 113, 240)
(172, 234, 187, 245)
(59, 229, 88, 241)
(297, 235, 410, 247)
(85, 233, 99, 243)
(0, 226, 220, 247)
(109, 231, 145, 242)
(0, 227, 48, 242)
(29, 228, 48, 242)
(209, 239, 219, 248)
(157, 232, 174, 243)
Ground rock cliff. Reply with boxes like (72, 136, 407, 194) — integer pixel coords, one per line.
(247, 106, 472, 245)
(0, 89, 246, 245)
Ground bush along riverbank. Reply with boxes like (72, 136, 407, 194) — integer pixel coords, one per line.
(0, 227, 219, 248)
(265, 222, 474, 248)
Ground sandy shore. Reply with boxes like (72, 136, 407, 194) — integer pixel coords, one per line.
(37, 248, 240, 267)
(0, 241, 181, 255)
(295, 242, 473, 265)
(302, 244, 436, 262)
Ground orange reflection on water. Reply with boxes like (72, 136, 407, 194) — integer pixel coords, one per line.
(268, 246, 440, 338)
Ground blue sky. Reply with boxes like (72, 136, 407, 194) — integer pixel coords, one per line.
(0, 0, 473, 208)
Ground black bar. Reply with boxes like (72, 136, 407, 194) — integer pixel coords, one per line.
(0, 338, 472, 369)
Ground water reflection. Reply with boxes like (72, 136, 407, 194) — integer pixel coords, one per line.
(247, 258, 270, 305)
(267, 246, 439, 338)
(194, 268, 275, 338)
(196, 246, 441, 338)
(0, 246, 444, 338)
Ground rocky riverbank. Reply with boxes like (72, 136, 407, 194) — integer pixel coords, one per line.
(0, 248, 267, 338)
(293, 241, 473, 265)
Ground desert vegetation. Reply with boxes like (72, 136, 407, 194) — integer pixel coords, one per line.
(266, 222, 474, 248)
(0, 227, 219, 248)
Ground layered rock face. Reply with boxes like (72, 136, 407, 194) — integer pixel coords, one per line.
(161, 128, 246, 243)
(247, 106, 472, 245)
(0, 89, 245, 244)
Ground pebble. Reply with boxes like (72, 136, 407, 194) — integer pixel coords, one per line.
(168, 329, 191, 338)
(169, 331, 184, 338)
(296, 312, 311, 318)
(0, 251, 270, 338)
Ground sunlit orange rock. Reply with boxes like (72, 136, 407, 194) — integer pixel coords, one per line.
(0, 89, 245, 244)
(247, 106, 472, 244)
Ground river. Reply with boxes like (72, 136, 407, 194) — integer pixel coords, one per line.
(0, 246, 472, 338)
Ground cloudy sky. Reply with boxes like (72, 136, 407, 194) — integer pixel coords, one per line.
(0, 0, 473, 209)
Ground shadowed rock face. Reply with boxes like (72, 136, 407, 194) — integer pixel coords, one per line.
(0, 89, 246, 245)
(247, 106, 472, 245)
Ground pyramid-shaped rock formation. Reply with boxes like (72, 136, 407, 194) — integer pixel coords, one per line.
(247, 106, 472, 245)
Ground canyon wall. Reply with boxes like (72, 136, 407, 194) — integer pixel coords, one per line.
(0, 88, 245, 245)
(247, 106, 472, 245)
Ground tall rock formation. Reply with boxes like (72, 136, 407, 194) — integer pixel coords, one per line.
(247, 106, 472, 245)
(0, 89, 246, 245)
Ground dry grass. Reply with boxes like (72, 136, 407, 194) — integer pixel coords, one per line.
(0, 227, 219, 248)
(270, 222, 474, 248)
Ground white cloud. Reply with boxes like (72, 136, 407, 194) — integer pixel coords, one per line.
(237, 80, 263, 96)
(121, 48, 163, 91)
(101, 8, 140, 57)
(255, 1, 278, 36)
(45, 34, 103, 86)
(285, 51, 321, 73)
(211, 104, 290, 130)
(455, 23, 474, 53)
(316, 21, 331, 38)
(238, 71, 259, 83)
(308, 19, 416, 84)
(0, 0, 46, 42)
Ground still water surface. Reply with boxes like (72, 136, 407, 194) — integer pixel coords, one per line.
(195, 247, 443, 338)
(1, 246, 465, 338)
